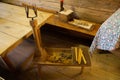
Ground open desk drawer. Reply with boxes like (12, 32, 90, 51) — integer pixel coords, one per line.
(34, 46, 91, 66)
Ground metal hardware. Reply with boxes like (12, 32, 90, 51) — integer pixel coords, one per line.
(25, 5, 38, 20)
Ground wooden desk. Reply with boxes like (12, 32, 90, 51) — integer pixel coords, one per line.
(0, 2, 100, 57)
(46, 15, 100, 37)
(0, 2, 53, 57)
(0, 2, 99, 70)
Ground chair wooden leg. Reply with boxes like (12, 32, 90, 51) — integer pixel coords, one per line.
(79, 66, 84, 75)
(71, 66, 84, 78)
(37, 65, 42, 80)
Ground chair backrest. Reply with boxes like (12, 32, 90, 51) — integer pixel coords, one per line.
(4, 39, 35, 71)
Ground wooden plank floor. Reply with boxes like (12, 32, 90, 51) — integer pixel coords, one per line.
(0, 25, 120, 80)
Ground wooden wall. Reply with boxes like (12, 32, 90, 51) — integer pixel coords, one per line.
(1, 0, 120, 23)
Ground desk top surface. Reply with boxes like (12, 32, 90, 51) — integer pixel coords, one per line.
(0, 2, 53, 56)
(46, 15, 100, 37)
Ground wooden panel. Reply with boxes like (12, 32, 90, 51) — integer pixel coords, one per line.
(1, 0, 120, 23)
(74, 7, 112, 23)
(0, 2, 53, 39)
(0, 32, 18, 56)
(39, 1, 60, 11)
(64, 0, 120, 12)
(1, 0, 21, 5)
(0, 2, 53, 27)
(0, 2, 30, 26)
(36, 11, 53, 27)
(0, 19, 32, 39)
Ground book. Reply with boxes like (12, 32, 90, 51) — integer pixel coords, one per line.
(69, 19, 95, 30)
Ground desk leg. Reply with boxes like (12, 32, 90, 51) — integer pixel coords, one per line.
(37, 64, 42, 80)
(79, 66, 84, 74)
(71, 66, 84, 78)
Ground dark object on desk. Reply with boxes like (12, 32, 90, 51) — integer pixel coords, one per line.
(60, 0, 64, 11)
(59, 9, 74, 22)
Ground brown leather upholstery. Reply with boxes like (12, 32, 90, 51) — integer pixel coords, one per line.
(5, 39, 35, 71)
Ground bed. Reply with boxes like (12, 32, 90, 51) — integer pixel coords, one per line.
(89, 8, 120, 56)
